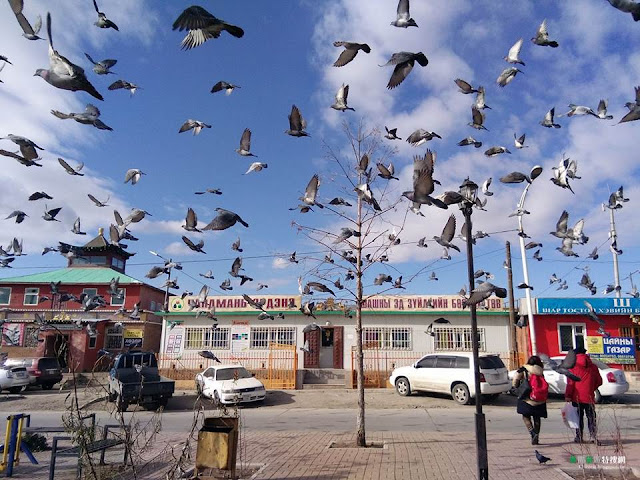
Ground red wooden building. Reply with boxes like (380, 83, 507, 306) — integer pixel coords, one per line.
(0, 229, 165, 371)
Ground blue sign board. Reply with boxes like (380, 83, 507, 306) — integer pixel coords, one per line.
(537, 298, 640, 315)
(586, 336, 637, 365)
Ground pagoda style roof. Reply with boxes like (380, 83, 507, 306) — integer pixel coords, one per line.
(59, 228, 134, 259)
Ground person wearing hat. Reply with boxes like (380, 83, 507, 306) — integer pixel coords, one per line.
(565, 347, 603, 444)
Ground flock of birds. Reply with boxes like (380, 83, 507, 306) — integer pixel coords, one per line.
(0, 1, 639, 358)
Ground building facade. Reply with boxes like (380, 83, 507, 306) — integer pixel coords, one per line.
(0, 230, 165, 371)
(158, 293, 512, 387)
(519, 297, 639, 371)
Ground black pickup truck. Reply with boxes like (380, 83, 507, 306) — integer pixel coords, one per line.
(107, 351, 175, 411)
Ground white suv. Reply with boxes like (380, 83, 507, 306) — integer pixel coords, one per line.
(0, 365, 30, 393)
(389, 353, 510, 404)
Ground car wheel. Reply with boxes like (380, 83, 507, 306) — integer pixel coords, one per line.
(41, 383, 54, 390)
(451, 383, 471, 405)
(8, 386, 22, 394)
(594, 389, 602, 404)
(395, 377, 411, 397)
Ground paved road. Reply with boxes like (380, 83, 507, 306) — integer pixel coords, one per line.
(7, 404, 640, 437)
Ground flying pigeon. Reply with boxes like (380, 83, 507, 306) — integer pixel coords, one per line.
(245, 162, 268, 174)
(51, 104, 112, 130)
(71, 217, 86, 235)
(329, 197, 352, 207)
(455, 78, 478, 94)
(505, 38, 525, 65)
(532, 19, 559, 47)
(429, 271, 438, 281)
(182, 208, 200, 232)
(434, 215, 460, 252)
(458, 136, 482, 148)
(406, 129, 442, 146)
(377, 163, 398, 180)
(560, 104, 597, 118)
(198, 351, 221, 363)
(605, 0, 640, 20)
(29, 191, 53, 201)
(331, 83, 355, 111)
(496, 67, 523, 87)
(182, 236, 206, 254)
(468, 107, 488, 130)
(220, 279, 233, 291)
(203, 208, 248, 231)
(195, 188, 222, 195)
(57, 158, 84, 176)
(34, 13, 103, 101)
(173, 6, 244, 49)
(619, 88, 640, 123)
(8, 0, 43, 40)
(391, 0, 418, 27)
(92, 0, 118, 30)
(211, 80, 240, 95)
(354, 183, 382, 211)
(587, 247, 599, 260)
(124, 169, 145, 185)
(108, 79, 141, 96)
(299, 174, 323, 209)
(481, 178, 493, 196)
(84, 53, 116, 75)
(384, 126, 401, 140)
(513, 133, 528, 149)
(5, 211, 27, 224)
(484, 146, 511, 157)
(595, 99, 614, 120)
(199, 270, 214, 279)
(540, 108, 561, 128)
(381, 52, 428, 89)
(231, 237, 243, 252)
(179, 119, 211, 135)
(1, 134, 44, 162)
(578, 273, 597, 295)
(42, 205, 62, 221)
(285, 104, 310, 137)
(463, 282, 507, 307)
(500, 172, 531, 184)
(373, 274, 392, 286)
(300, 302, 316, 318)
(236, 128, 256, 157)
(333, 41, 371, 67)
(473, 86, 491, 110)
(333, 227, 360, 244)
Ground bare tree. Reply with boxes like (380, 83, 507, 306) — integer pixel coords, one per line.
(293, 121, 418, 447)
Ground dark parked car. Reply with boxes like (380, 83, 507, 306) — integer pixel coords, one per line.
(5, 357, 63, 390)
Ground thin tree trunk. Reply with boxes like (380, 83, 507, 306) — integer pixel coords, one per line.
(355, 161, 366, 447)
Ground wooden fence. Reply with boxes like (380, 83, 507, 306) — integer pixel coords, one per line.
(158, 343, 297, 389)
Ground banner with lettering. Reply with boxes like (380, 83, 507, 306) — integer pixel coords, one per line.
(586, 336, 636, 364)
(537, 297, 640, 315)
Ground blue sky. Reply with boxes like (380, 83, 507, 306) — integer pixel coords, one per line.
(1, 0, 640, 302)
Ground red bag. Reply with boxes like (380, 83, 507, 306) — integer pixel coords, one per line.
(529, 373, 549, 402)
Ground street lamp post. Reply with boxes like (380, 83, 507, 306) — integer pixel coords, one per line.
(606, 205, 622, 299)
(458, 178, 488, 480)
(150, 250, 173, 360)
(515, 166, 543, 356)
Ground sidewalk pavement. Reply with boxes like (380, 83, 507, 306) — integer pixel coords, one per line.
(12, 429, 640, 479)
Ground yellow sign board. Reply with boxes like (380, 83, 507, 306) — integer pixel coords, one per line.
(586, 336, 604, 354)
(124, 329, 144, 339)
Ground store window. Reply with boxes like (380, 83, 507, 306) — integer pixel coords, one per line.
(83, 288, 98, 298)
(0, 287, 10, 305)
(184, 328, 230, 350)
(433, 327, 486, 352)
(111, 257, 125, 270)
(89, 336, 97, 348)
(105, 325, 124, 349)
(558, 324, 585, 352)
(23, 288, 39, 305)
(362, 327, 412, 350)
(110, 288, 125, 306)
(250, 327, 295, 349)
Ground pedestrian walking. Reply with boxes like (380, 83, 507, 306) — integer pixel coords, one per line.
(512, 355, 549, 445)
(565, 347, 603, 444)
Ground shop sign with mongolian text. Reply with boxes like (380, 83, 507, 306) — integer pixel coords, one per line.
(586, 336, 637, 364)
(360, 295, 504, 311)
(537, 298, 640, 315)
(169, 295, 301, 313)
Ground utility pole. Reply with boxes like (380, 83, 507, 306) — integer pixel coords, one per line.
(608, 207, 622, 299)
(505, 242, 518, 369)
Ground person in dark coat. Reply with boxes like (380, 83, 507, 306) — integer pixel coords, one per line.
(512, 355, 547, 445)
(565, 347, 603, 443)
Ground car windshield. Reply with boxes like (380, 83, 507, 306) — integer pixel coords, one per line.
(216, 368, 252, 381)
(479, 356, 505, 369)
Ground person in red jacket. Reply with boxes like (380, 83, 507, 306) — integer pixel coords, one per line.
(565, 347, 603, 443)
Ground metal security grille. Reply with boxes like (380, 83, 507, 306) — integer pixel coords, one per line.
(433, 327, 486, 352)
(362, 327, 411, 350)
(105, 326, 124, 349)
(184, 328, 230, 350)
(250, 327, 295, 349)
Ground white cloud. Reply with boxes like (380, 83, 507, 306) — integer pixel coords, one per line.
(272, 257, 290, 269)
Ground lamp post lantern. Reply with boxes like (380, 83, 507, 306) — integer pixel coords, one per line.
(458, 177, 488, 480)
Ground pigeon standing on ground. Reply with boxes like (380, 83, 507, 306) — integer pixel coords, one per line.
(391, 0, 418, 27)
(172, 5, 244, 50)
(35, 13, 103, 101)
(51, 104, 112, 131)
(535, 451, 551, 464)
(333, 41, 371, 67)
(381, 52, 428, 89)
(8, 0, 43, 40)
